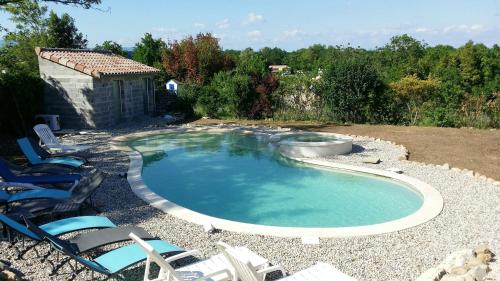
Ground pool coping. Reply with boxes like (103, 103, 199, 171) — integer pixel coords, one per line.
(112, 126, 444, 238)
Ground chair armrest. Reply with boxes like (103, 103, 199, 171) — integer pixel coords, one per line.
(194, 269, 231, 281)
(257, 265, 286, 279)
(0, 182, 42, 191)
(164, 249, 201, 263)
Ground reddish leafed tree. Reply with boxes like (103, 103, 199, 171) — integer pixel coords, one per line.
(161, 33, 224, 84)
(183, 37, 199, 83)
(162, 40, 183, 79)
(249, 74, 280, 119)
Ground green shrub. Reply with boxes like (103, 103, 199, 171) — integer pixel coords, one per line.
(0, 72, 43, 136)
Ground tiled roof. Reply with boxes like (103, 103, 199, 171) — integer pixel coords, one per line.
(36, 47, 161, 78)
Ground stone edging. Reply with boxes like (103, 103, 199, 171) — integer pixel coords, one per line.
(345, 134, 500, 187)
(113, 125, 445, 238)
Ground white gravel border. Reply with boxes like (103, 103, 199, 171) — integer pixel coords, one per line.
(3, 121, 498, 281)
(115, 126, 443, 238)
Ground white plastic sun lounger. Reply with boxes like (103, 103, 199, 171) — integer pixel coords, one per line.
(129, 234, 269, 281)
(222, 245, 358, 281)
(33, 124, 91, 153)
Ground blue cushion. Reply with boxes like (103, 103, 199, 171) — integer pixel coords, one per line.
(40, 158, 84, 168)
(40, 216, 116, 236)
(17, 138, 43, 165)
(16, 173, 81, 184)
(7, 189, 70, 203)
(94, 240, 183, 274)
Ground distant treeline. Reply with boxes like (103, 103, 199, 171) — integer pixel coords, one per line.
(1, 0, 498, 133)
(157, 34, 499, 128)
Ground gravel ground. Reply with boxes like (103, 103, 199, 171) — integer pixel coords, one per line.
(1, 118, 499, 281)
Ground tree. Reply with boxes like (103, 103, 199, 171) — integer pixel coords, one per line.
(94, 40, 127, 56)
(260, 47, 287, 66)
(195, 33, 224, 84)
(1, 0, 50, 75)
(162, 33, 224, 84)
(236, 48, 267, 77)
(390, 74, 441, 125)
(321, 55, 384, 123)
(0, 0, 100, 9)
(133, 33, 166, 68)
(47, 11, 87, 48)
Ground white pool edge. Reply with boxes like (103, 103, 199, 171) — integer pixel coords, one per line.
(115, 127, 444, 238)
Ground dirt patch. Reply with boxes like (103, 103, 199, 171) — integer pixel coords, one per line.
(192, 119, 500, 181)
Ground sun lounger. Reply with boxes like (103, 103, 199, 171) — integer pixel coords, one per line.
(17, 138, 85, 168)
(221, 245, 358, 281)
(33, 124, 91, 153)
(0, 214, 115, 257)
(0, 157, 74, 175)
(5, 169, 104, 217)
(129, 234, 269, 281)
(33, 228, 183, 279)
(23, 217, 157, 255)
(0, 160, 81, 186)
(1, 184, 71, 207)
(26, 137, 88, 163)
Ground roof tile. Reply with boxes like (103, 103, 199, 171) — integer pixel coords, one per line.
(36, 47, 161, 78)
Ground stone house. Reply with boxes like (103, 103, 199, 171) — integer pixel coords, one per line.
(36, 47, 161, 128)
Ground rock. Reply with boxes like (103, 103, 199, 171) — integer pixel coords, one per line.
(362, 157, 381, 164)
(474, 245, 492, 256)
(442, 163, 451, 169)
(386, 167, 403, 174)
(438, 249, 474, 273)
(451, 167, 461, 172)
(203, 223, 215, 233)
(398, 155, 408, 161)
(464, 170, 475, 177)
(0, 270, 19, 281)
(415, 267, 446, 281)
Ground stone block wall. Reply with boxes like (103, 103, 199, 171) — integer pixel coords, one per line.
(39, 58, 95, 128)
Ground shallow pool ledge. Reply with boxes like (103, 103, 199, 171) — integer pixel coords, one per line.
(124, 136, 444, 238)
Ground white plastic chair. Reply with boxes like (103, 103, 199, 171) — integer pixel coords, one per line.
(222, 246, 358, 281)
(129, 233, 233, 281)
(33, 124, 91, 153)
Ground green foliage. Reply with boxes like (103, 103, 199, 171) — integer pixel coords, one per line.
(132, 33, 166, 68)
(207, 71, 252, 118)
(320, 55, 384, 123)
(236, 48, 267, 77)
(46, 11, 87, 48)
(0, 0, 101, 8)
(0, 71, 43, 136)
(94, 40, 127, 56)
(390, 75, 441, 124)
(259, 47, 286, 66)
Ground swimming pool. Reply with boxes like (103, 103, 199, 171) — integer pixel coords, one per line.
(123, 129, 442, 236)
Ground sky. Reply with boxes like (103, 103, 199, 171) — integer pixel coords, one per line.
(1, 0, 499, 50)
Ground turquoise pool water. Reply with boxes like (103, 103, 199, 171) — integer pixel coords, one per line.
(128, 132, 423, 228)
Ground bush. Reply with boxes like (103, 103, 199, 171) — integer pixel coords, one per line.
(320, 55, 384, 123)
(0, 72, 44, 136)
